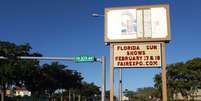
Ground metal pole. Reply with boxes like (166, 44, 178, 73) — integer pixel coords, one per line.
(162, 42, 168, 101)
(101, 56, 106, 101)
(0, 56, 5, 101)
(0, 57, 5, 101)
(69, 90, 71, 101)
(110, 44, 114, 101)
(0, 56, 74, 61)
(119, 68, 122, 101)
(19, 56, 74, 61)
(1, 91, 4, 101)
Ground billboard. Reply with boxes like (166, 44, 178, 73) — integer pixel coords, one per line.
(113, 43, 162, 68)
(105, 4, 171, 43)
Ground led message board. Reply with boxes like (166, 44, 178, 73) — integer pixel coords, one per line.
(113, 43, 162, 68)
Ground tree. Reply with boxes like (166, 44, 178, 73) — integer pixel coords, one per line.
(79, 82, 100, 101)
(0, 41, 100, 101)
(154, 58, 201, 100)
(39, 62, 83, 101)
(154, 74, 162, 99)
(0, 41, 41, 101)
(123, 87, 159, 101)
(104, 90, 118, 101)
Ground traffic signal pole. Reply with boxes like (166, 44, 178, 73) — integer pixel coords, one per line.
(101, 56, 106, 101)
(97, 56, 106, 101)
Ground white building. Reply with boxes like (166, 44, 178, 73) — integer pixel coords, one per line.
(15, 87, 31, 97)
(122, 96, 129, 101)
(174, 89, 201, 100)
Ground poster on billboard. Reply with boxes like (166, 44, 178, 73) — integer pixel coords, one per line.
(113, 43, 162, 68)
(105, 4, 170, 43)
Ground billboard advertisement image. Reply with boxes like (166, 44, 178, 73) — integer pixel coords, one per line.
(105, 4, 171, 43)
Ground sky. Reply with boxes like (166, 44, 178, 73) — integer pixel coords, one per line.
(0, 0, 201, 95)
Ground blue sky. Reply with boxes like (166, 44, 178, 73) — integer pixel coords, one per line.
(0, 0, 201, 95)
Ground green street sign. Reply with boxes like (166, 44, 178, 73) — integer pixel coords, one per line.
(74, 55, 95, 62)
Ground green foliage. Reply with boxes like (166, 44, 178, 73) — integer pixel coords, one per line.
(39, 62, 83, 95)
(154, 58, 201, 100)
(127, 58, 201, 100)
(105, 90, 118, 101)
(0, 41, 100, 101)
(124, 87, 159, 101)
(80, 82, 100, 98)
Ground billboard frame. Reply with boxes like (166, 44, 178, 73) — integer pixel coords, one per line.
(104, 4, 171, 43)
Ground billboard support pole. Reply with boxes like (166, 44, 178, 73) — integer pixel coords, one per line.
(162, 42, 167, 101)
(110, 44, 114, 101)
(119, 68, 122, 101)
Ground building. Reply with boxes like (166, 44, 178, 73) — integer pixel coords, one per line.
(15, 87, 31, 97)
(122, 96, 129, 101)
(174, 89, 201, 100)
